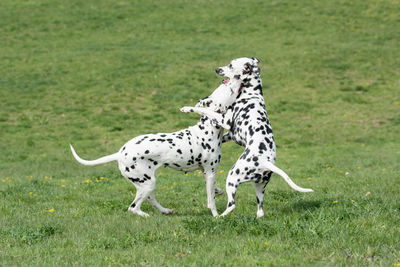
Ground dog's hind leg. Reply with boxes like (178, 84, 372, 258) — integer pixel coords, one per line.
(128, 179, 155, 217)
(220, 169, 244, 217)
(254, 182, 267, 218)
(254, 172, 272, 218)
(147, 192, 174, 214)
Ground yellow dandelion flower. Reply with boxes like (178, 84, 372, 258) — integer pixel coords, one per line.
(333, 200, 339, 204)
(219, 170, 224, 174)
(351, 200, 355, 203)
(307, 177, 311, 181)
(29, 192, 33, 195)
(84, 179, 91, 183)
(162, 186, 167, 190)
(61, 179, 66, 183)
(61, 185, 65, 188)
(29, 176, 33, 179)
(393, 263, 400, 267)
(100, 176, 104, 180)
(395, 101, 400, 105)
(338, 170, 343, 174)
(357, 166, 361, 170)
(44, 176, 49, 179)
(185, 173, 189, 176)
(45, 208, 55, 213)
(264, 242, 269, 246)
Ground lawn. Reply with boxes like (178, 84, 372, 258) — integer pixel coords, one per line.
(1, 0, 399, 265)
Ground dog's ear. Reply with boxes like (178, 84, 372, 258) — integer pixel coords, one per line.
(243, 63, 253, 75)
(244, 59, 260, 76)
(252, 57, 260, 66)
(243, 62, 260, 76)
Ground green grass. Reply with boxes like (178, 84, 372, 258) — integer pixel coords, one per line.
(1, 0, 399, 265)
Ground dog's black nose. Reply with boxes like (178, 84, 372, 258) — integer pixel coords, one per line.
(216, 68, 223, 75)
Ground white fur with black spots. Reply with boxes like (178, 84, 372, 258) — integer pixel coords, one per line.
(182, 57, 313, 218)
(70, 71, 243, 217)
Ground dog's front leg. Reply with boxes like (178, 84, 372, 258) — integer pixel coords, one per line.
(203, 171, 218, 217)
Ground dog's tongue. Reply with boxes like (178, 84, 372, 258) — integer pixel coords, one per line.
(222, 77, 230, 84)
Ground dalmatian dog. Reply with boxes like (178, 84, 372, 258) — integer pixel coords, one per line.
(69, 75, 242, 217)
(181, 57, 313, 218)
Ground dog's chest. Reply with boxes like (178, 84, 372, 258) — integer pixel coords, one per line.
(227, 95, 276, 158)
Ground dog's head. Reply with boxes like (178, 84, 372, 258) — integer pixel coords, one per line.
(216, 57, 260, 81)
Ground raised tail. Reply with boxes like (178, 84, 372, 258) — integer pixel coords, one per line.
(262, 161, 314, 193)
(70, 144, 120, 166)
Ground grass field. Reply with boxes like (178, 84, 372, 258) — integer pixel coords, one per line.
(1, 0, 399, 265)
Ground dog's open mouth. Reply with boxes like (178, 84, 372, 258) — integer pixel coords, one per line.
(222, 77, 230, 84)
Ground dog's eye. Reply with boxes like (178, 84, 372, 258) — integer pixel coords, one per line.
(229, 64, 233, 69)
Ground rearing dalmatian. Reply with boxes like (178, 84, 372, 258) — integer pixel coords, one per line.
(70, 74, 242, 217)
(181, 57, 313, 218)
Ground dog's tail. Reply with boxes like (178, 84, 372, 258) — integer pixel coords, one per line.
(70, 144, 119, 166)
(261, 161, 314, 193)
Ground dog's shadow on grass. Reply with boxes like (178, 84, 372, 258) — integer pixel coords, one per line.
(158, 199, 323, 217)
(279, 200, 322, 215)
(166, 209, 212, 217)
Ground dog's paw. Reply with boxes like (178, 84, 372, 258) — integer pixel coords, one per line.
(211, 210, 219, 217)
(162, 208, 174, 215)
(128, 207, 150, 217)
(257, 210, 264, 218)
(180, 106, 194, 113)
(215, 187, 224, 195)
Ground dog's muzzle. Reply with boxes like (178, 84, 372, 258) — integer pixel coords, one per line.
(216, 68, 223, 75)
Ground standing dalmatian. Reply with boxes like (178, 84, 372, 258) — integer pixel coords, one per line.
(181, 57, 313, 218)
(70, 75, 242, 217)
